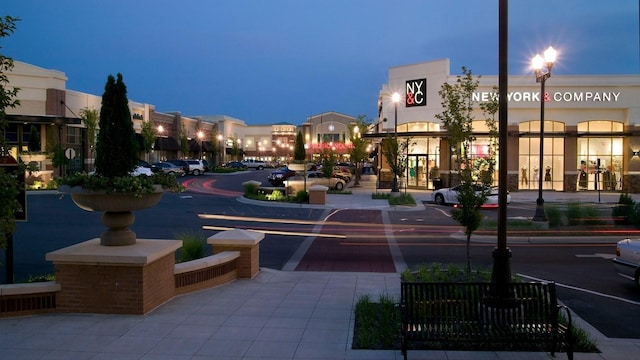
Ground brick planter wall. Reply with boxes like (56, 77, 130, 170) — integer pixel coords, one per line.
(208, 229, 265, 279)
(53, 252, 175, 315)
(47, 239, 182, 315)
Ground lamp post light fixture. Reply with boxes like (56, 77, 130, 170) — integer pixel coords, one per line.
(217, 134, 224, 166)
(391, 92, 401, 192)
(197, 131, 204, 160)
(157, 125, 164, 161)
(531, 46, 556, 222)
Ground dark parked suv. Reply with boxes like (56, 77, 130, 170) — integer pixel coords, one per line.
(267, 167, 296, 186)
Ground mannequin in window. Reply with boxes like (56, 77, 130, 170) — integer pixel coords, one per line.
(533, 166, 539, 183)
(603, 166, 611, 190)
(544, 165, 551, 187)
(521, 165, 528, 186)
(607, 165, 617, 191)
(579, 160, 588, 189)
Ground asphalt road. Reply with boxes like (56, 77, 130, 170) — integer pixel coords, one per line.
(2, 169, 639, 339)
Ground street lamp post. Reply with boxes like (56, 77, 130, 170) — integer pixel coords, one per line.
(157, 125, 164, 161)
(531, 46, 556, 222)
(217, 134, 223, 166)
(391, 92, 401, 192)
(197, 131, 204, 160)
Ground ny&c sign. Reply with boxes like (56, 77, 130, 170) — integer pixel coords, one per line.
(405, 78, 427, 107)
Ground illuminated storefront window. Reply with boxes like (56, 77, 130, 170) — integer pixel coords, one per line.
(518, 120, 565, 191)
(469, 121, 499, 186)
(576, 121, 624, 191)
(402, 122, 441, 189)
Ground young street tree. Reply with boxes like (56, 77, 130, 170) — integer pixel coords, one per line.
(179, 123, 189, 158)
(294, 131, 305, 161)
(79, 108, 98, 170)
(140, 119, 157, 161)
(348, 115, 371, 186)
(435, 67, 487, 274)
(0, 16, 21, 254)
(209, 125, 220, 166)
(381, 135, 403, 192)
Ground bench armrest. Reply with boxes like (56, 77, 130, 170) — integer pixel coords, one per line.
(557, 304, 575, 360)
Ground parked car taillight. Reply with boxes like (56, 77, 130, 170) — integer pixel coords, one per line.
(616, 247, 621, 257)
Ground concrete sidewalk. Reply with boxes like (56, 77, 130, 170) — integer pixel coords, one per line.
(2, 176, 638, 359)
(1, 269, 637, 359)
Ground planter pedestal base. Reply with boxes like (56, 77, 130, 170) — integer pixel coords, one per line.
(101, 211, 137, 245)
(46, 238, 181, 315)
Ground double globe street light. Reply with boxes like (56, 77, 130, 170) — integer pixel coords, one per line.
(531, 46, 557, 222)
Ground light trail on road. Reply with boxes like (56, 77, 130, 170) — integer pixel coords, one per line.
(198, 213, 459, 230)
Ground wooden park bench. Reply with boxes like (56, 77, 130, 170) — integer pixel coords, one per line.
(400, 281, 574, 360)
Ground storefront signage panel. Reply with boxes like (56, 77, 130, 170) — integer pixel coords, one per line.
(405, 78, 426, 107)
(473, 91, 621, 103)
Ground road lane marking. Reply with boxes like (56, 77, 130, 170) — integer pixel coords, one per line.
(575, 253, 615, 259)
(518, 273, 640, 306)
(201, 225, 346, 238)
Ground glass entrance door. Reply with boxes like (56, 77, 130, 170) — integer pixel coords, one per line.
(407, 155, 431, 189)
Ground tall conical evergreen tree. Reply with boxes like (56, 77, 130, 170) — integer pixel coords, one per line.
(294, 131, 305, 161)
(95, 73, 138, 177)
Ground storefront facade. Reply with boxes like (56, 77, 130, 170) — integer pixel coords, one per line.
(375, 59, 640, 193)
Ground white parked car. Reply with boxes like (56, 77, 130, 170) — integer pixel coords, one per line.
(613, 238, 640, 286)
(184, 159, 206, 175)
(431, 184, 511, 208)
(131, 166, 153, 177)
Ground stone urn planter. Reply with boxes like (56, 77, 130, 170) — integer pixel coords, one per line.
(59, 185, 163, 246)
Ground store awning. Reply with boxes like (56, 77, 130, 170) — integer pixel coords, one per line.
(225, 147, 244, 156)
(202, 141, 215, 152)
(188, 139, 201, 152)
(155, 137, 181, 151)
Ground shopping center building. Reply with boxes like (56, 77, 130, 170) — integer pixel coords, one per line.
(5, 59, 640, 193)
(373, 59, 640, 193)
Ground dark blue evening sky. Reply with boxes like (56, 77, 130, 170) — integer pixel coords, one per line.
(3, 1, 639, 124)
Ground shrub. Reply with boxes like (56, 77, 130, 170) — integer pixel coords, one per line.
(295, 190, 308, 203)
(25, 274, 56, 282)
(243, 182, 259, 196)
(566, 202, 584, 226)
(612, 193, 636, 225)
(372, 192, 390, 199)
(583, 205, 606, 226)
(402, 263, 493, 282)
(353, 293, 399, 349)
(266, 190, 285, 201)
(545, 205, 565, 227)
(388, 193, 416, 206)
(176, 230, 206, 263)
(630, 203, 640, 228)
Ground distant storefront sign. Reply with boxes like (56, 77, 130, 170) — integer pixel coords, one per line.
(473, 91, 621, 103)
